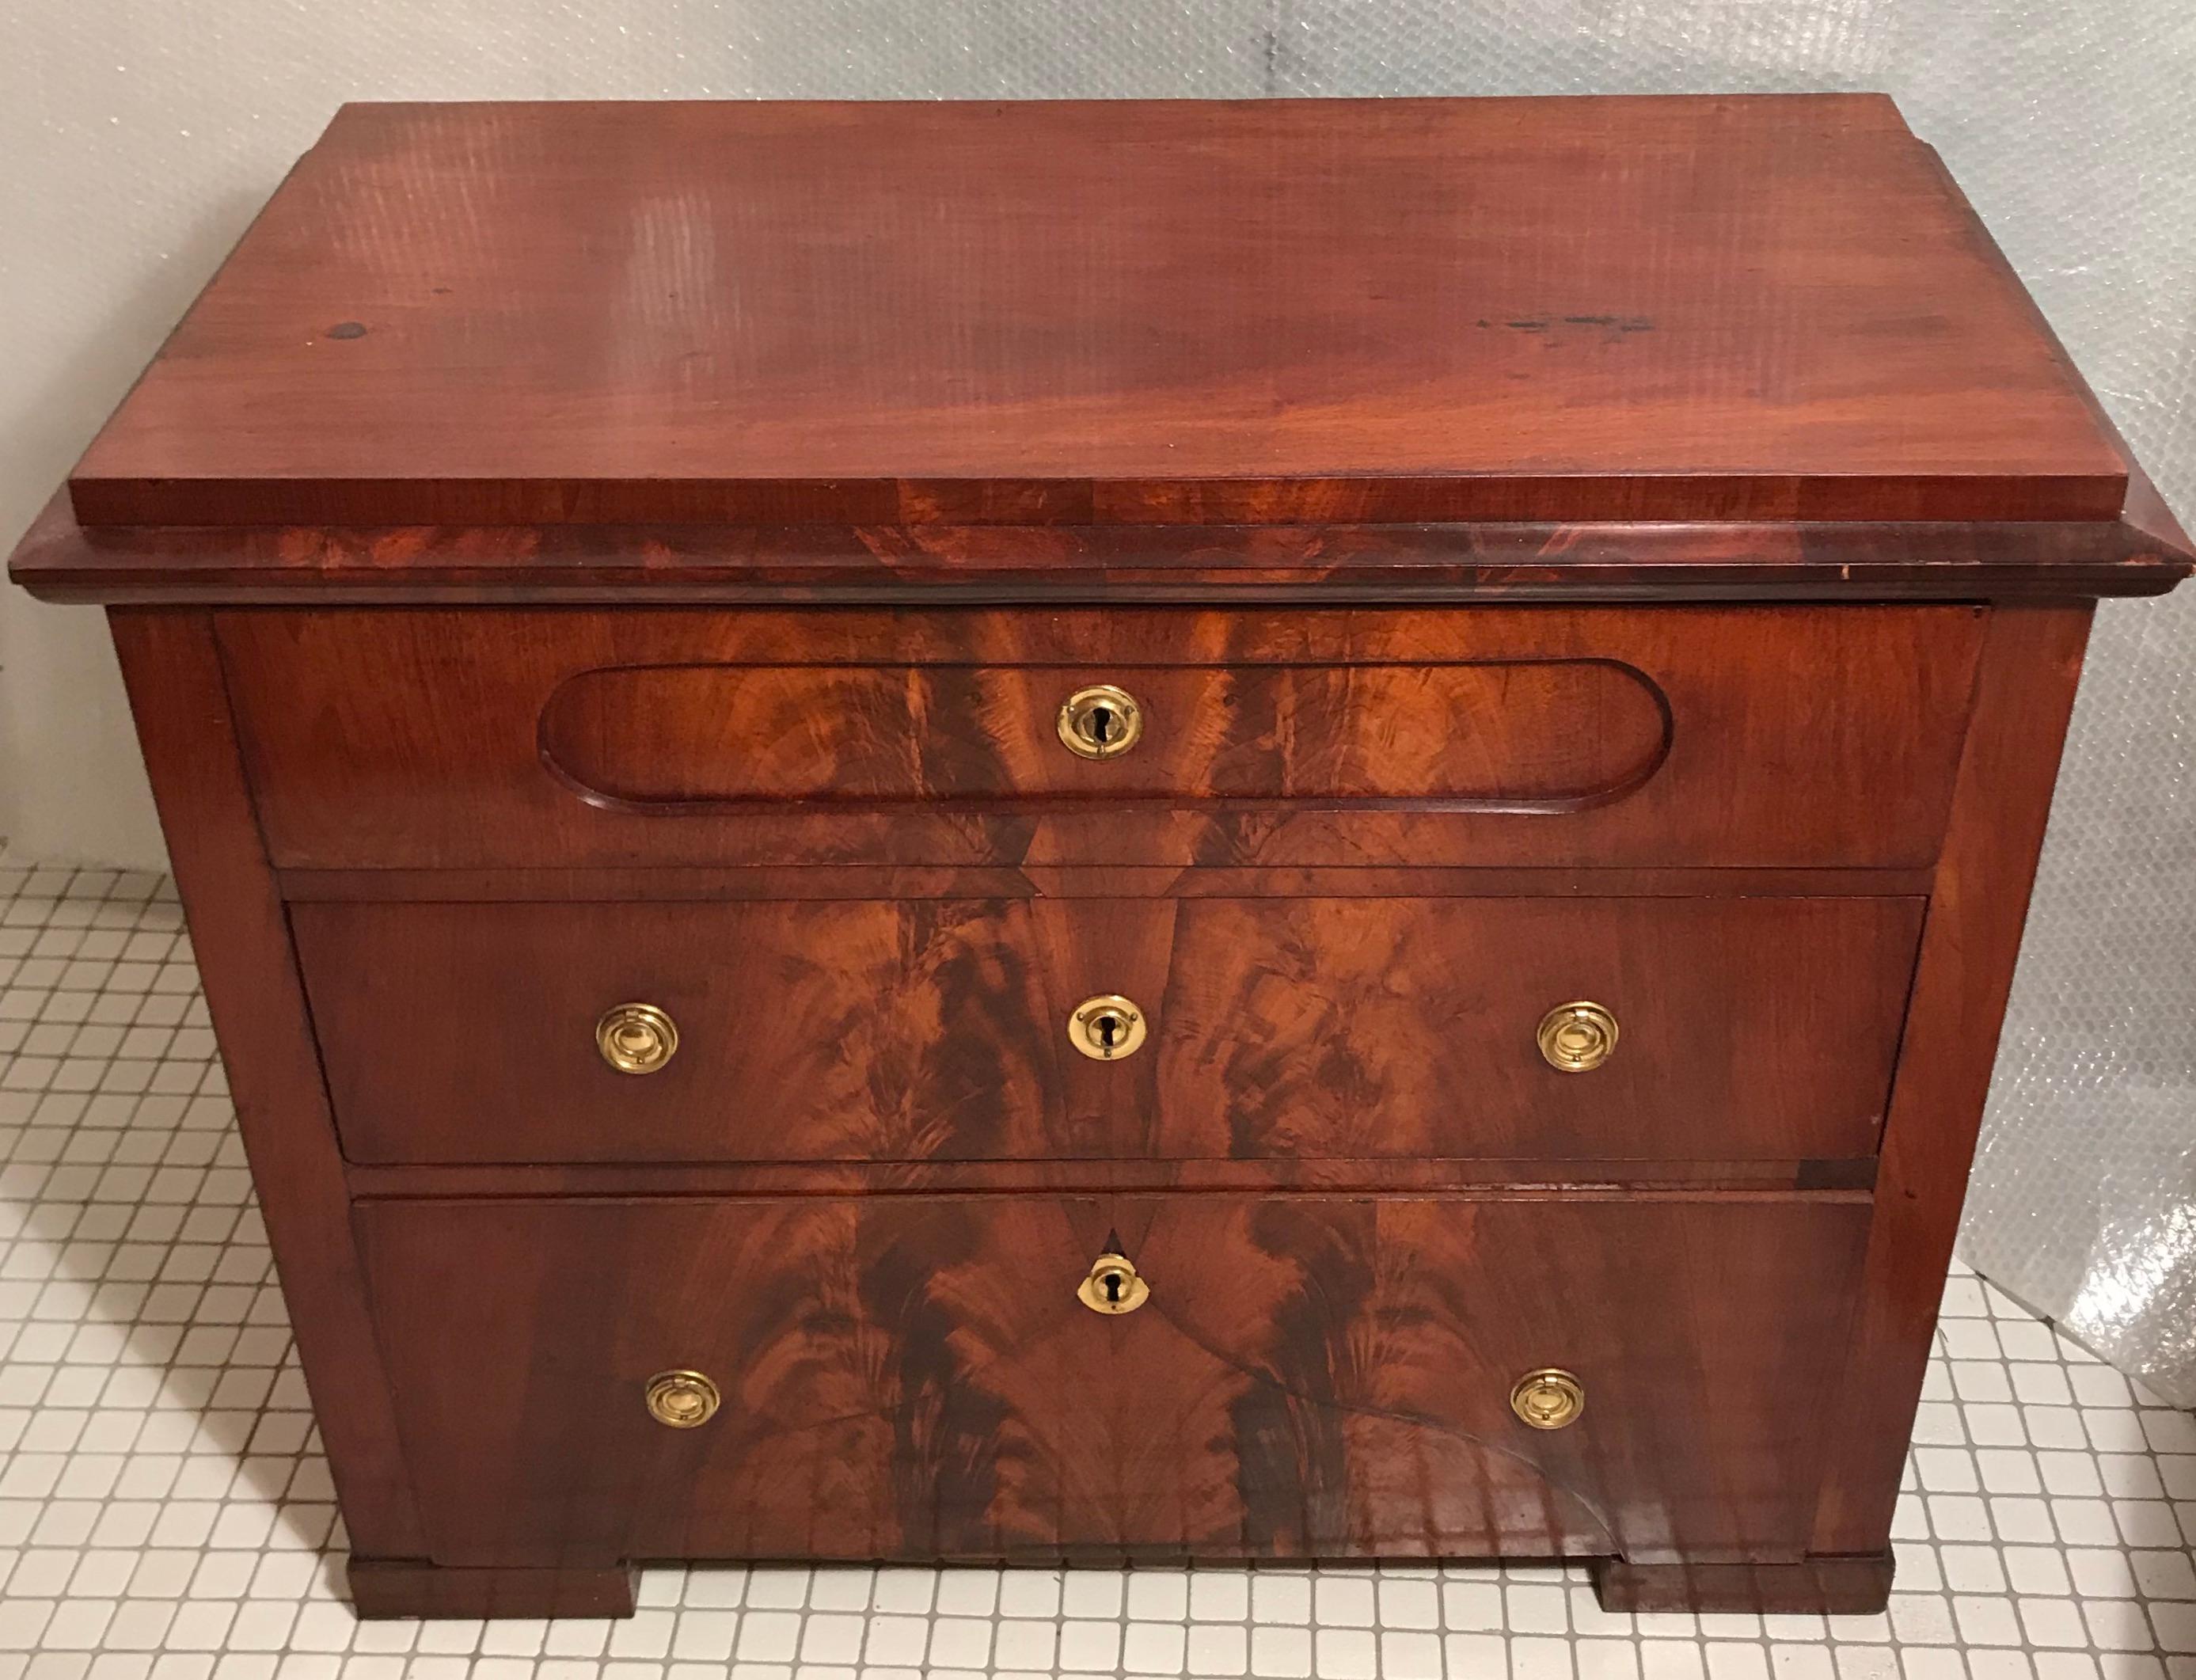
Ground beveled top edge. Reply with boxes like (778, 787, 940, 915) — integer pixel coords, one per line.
(10, 490, 2190, 606)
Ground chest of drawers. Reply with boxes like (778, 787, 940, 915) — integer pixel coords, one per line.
(12, 93, 2190, 1620)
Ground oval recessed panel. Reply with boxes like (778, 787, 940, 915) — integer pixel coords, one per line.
(539, 661, 1671, 809)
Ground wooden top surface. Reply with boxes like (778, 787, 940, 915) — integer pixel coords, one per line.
(66, 94, 2135, 530)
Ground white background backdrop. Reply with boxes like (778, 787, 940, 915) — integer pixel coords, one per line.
(2, 1, 2192, 1393)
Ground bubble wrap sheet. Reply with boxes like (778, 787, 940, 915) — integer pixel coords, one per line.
(2, 2, 2192, 1390)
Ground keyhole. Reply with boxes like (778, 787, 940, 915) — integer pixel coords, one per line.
(1058, 686, 1142, 762)
(1068, 994, 1145, 1062)
(1104, 1269, 1123, 1304)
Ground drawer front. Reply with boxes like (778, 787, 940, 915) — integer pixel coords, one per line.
(541, 660, 1669, 804)
(296, 895, 1921, 1165)
(355, 1193, 1870, 1566)
(221, 606, 1981, 869)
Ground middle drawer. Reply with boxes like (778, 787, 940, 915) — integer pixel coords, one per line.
(297, 895, 1921, 1167)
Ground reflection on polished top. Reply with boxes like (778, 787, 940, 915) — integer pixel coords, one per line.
(8, 93, 2193, 1621)
(66, 95, 2137, 529)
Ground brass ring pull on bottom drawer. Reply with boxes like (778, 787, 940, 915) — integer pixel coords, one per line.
(644, 1368, 720, 1427)
(1510, 1367, 1586, 1429)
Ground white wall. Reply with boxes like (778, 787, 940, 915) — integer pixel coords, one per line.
(4, 2, 2194, 1389)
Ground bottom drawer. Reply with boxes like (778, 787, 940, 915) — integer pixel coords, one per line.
(355, 1194, 1869, 1567)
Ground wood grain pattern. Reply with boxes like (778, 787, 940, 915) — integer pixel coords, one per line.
(13, 492, 2191, 605)
(299, 898, 1075, 1165)
(104, 610, 427, 1560)
(294, 896, 1920, 1168)
(1810, 602, 2095, 1555)
(541, 659, 1669, 808)
(1143, 896, 1921, 1164)
(217, 605, 1982, 869)
(65, 97, 2130, 528)
(351, 1193, 1871, 1568)
(22, 93, 2183, 1619)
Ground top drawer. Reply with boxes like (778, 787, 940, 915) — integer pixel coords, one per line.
(216, 606, 1981, 870)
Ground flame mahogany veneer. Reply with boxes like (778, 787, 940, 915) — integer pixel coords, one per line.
(10, 96, 2191, 1618)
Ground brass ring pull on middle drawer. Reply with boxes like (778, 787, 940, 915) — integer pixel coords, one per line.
(598, 1002, 678, 1074)
(1537, 1001, 1618, 1072)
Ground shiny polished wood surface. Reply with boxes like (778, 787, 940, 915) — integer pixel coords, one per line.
(105, 612, 431, 1564)
(14, 492, 2192, 603)
(215, 605, 1981, 869)
(1812, 602, 2094, 1555)
(353, 1193, 1870, 1567)
(68, 97, 2130, 529)
(28, 96, 2185, 1621)
(294, 895, 1921, 1167)
(541, 659, 1670, 807)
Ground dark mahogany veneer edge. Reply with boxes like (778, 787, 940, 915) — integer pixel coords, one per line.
(10, 491, 2192, 603)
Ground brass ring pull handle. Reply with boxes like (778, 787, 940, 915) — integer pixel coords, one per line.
(1510, 1368, 1586, 1430)
(598, 1002, 678, 1074)
(644, 1368, 721, 1427)
(1537, 1001, 1618, 1073)
(1067, 994, 1148, 1061)
(1058, 684, 1145, 760)
(1077, 1253, 1151, 1315)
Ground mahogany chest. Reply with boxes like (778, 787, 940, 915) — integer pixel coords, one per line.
(11, 94, 2190, 1620)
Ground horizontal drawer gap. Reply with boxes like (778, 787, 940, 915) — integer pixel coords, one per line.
(343, 1161, 1879, 1200)
(279, 865, 1940, 902)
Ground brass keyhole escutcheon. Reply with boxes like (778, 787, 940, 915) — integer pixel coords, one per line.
(645, 1369, 721, 1427)
(1537, 1001, 1618, 1073)
(1068, 994, 1148, 1061)
(598, 1002, 679, 1074)
(1510, 1368, 1586, 1430)
(1077, 1253, 1151, 1315)
(1058, 684, 1145, 760)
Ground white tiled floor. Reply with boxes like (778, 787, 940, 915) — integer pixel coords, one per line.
(1, 860, 2194, 1680)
